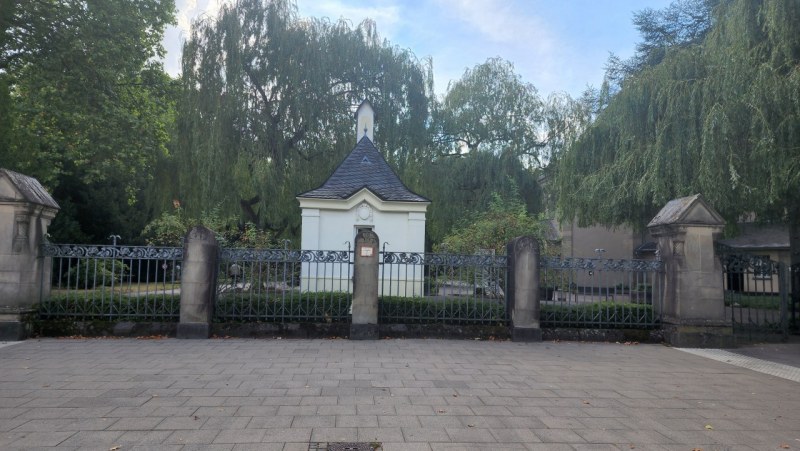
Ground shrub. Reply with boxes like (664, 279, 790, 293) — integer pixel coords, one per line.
(541, 302, 655, 329)
(379, 296, 506, 325)
(214, 292, 351, 322)
(63, 259, 129, 289)
(39, 292, 180, 321)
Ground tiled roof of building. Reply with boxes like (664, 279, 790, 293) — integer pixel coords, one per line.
(717, 223, 789, 250)
(297, 136, 429, 202)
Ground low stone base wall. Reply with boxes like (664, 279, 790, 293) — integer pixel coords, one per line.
(29, 319, 666, 343)
(543, 327, 664, 344)
(34, 320, 177, 338)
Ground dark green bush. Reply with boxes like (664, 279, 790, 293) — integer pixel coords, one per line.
(39, 292, 180, 321)
(541, 302, 655, 329)
(63, 259, 129, 288)
(379, 296, 506, 325)
(214, 292, 351, 322)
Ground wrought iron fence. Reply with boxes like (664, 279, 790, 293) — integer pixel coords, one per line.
(39, 243, 182, 320)
(539, 256, 664, 328)
(215, 247, 352, 322)
(379, 250, 508, 325)
(38, 241, 667, 331)
(719, 252, 789, 339)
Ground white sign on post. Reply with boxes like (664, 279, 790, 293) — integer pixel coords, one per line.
(360, 247, 373, 257)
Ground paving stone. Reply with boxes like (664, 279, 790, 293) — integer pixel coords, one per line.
(165, 429, 221, 444)
(5, 430, 75, 447)
(0, 339, 798, 450)
(57, 430, 126, 447)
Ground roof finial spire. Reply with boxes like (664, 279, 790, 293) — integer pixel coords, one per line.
(355, 100, 374, 142)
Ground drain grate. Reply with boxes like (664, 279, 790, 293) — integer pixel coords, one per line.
(308, 442, 380, 451)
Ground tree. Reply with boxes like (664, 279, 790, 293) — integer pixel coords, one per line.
(420, 151, 542, 247)
(418, 58, 546, 246)
(554, 0, 800, 305)
(438, 187, 550, 255)
(604, 0, 716, 90)
(435, 58, 546, 166)
(1, 0, 177, 242)
(174, 0, 430, 238)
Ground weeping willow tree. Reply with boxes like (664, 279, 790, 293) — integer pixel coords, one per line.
(555, 0, 800, 298)
(174, 0, 430, 238)
(419, 58, 546, 245)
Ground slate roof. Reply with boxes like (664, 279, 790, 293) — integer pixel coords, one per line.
(0, 168, 60, 209)
(717, 223, 789, 250)
(298, 136, 429, 202)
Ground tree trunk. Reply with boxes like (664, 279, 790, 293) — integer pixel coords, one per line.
(239, 196, 260, 225)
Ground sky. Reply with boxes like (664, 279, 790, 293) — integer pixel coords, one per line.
(162, 0, 673, 98)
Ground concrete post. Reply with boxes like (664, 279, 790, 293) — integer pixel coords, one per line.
(648, 194, 733, 347)
(0, 169, 59, 340)
(350, 229, 379, 340)
(506, 236, 542, 342)
(177, 226, 219, 339)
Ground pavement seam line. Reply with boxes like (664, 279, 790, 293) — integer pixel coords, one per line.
(675, 348, 800, 383)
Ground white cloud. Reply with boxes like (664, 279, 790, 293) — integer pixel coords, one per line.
(435, 0, 552, 49)
(296, 0, 402, 37)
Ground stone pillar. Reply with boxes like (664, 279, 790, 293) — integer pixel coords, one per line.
(0, 169, 59, 340)
(350, 229, 379, 340)
(177, 226, 219, 339)
(507, 236, 542, 342)
(648, 194, 733, 347)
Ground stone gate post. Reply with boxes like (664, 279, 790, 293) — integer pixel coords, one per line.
(177, 226, 219, 339)
(350, 229, 379, 340)
(507, 236, 542, 342)
(648, 194, 733, 347)
(0, 169, 60, 340)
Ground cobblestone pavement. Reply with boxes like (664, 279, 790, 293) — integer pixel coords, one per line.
(0, 338, 799, 451)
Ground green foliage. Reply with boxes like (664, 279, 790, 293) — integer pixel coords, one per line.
(141, 206, 274, 247)
(141, 208, 191, 247)
(379, 297, 506, 325)
(724, 293, 781, 310)
(555, 0, 800, 233)
(1, 0, 177, 243)
(436, 57, 545, 164)
(64, 260, 130, 289)
(438, 185, 549, 255)
(40, 293, 180, 321)
(174, 0, 431, 238)
(214, 292, 352, 322)
(541, 302, 656, 329)
(421, 58, 545, 245)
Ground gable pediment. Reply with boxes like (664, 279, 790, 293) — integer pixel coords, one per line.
(648, 194, 725, 228)
(0, 169, 60, 209)
(298, 187, 428, 213)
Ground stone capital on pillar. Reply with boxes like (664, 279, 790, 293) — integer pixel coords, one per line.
(647, 194, 733, 347)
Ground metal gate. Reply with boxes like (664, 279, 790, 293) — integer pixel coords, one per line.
(720, 252, 790, 341)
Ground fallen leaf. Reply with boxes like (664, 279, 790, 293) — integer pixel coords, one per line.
(692, 448, 703, 451)
(109, 446, 121, 451)
(704, 425, 713, 430)
(582, 400, 591, 405)
(436, 409, 446, 414)
(467, 424, 475, 428)
(780, 445, 789, 449)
